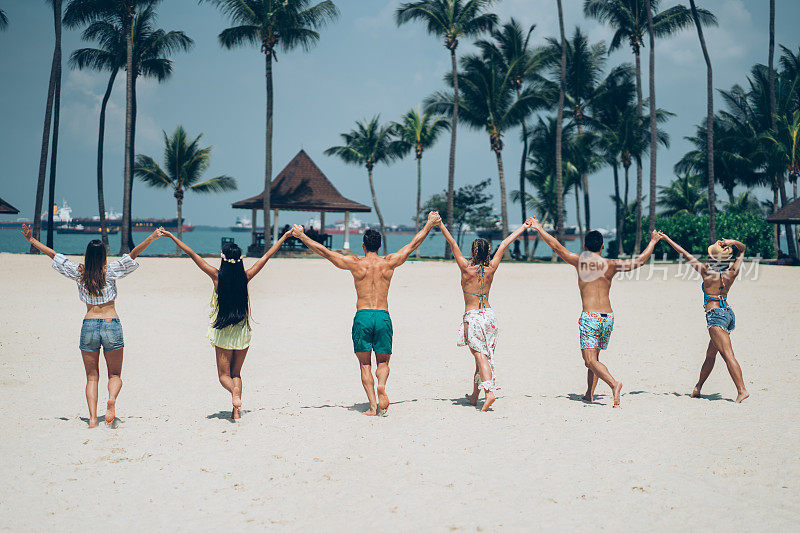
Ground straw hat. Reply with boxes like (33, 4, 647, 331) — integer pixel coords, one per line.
(707, 242, 733, 261)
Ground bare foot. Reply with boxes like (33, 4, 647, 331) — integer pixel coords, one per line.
(583, 391, 593, 402)
(232, 387, 242, 409)
(735, 391, 749, 403)
(232, 407, 241, 420)
(104, 399, 116, 425)
(377, 385, 389, 414)
(363, 406, 378, 416)
(480, 391, 496, 412)
(612, 381, 623, 408)
(465, 392, 478, 406)
(88, 417, 98, 428)
(691, 387, 702, 398)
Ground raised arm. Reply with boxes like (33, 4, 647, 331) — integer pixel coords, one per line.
(20, 224, 57, 259)
(660, 232, 706, 275)
(129, 229, 161, 260)
(529, 217, 579, 267)
(246, 229, 291, 280)
(614, 230, 661, 272)
(721, 238, 746, 274)
(489, 220, 532, 269)
(293, 225, 355, 270)
(162, 229, 217, 280)
(438, 220, 469, 270)
(386, 211, 440, 268)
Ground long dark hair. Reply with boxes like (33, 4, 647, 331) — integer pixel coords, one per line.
(81, 239, 107, 297)
(471, 238, 491, 267)
(213, 243, 250, 329)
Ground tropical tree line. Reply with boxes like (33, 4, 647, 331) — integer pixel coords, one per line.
(14, 0, 799, 259)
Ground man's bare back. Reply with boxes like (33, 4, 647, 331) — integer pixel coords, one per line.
(347, 254, 396, 311)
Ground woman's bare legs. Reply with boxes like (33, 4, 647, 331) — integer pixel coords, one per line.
(103, 348, 123, 425)
(692, 340, 718, 397)
(80, 350, 100, 427)
(469, 347, 495, 411)
(708, 327, 749, 403)
(215, 347, 239, 418)
(230, 347, 249, 419)
(466, 359, 480, 406)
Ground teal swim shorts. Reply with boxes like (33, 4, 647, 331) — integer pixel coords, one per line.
(352, 309, 393, 355)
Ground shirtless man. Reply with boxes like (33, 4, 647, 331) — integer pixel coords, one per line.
(531, 218, 661, 407)
(292, 211, 441, 415)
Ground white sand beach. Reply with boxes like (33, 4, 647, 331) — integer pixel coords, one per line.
(0, 254, 798, 530)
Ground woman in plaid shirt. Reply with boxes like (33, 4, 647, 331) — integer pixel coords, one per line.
(22, 224, 163, 428)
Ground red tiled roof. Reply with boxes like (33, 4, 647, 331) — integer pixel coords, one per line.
(232, 150, 371, 213)
(766, 197, 800, 223)
(0, 196, 19, 214)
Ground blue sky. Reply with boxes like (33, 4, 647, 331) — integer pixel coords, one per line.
(1, 0, 798, 230)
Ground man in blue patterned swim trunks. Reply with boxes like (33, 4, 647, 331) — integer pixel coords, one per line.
(531, 219, 662, 407)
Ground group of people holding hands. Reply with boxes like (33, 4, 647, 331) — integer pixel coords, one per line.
(21, 210, 748, 426)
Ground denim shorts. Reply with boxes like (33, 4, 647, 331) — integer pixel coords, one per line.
(79, 319, 124, 351)
(705, 307, 735, 333)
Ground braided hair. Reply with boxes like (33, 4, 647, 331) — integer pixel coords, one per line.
(470, 238, 491, 267)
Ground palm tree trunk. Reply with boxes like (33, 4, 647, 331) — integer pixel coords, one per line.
(176, 194, 183, 255)
(126, 74, 138, 251)
(46, 0, 62, 249)
(768, 0, 776, 134)
(367, 167, 387, 255)
(772, 186, 780, 255)
(519, 122, 529, 258)
(634, 49, 644, 254)
(415, 155, 422, 258)
(690, 0, 715, 243)
(445, 47, 459, 260)
(96, 69, 118, 249)
(555, 0, 567, 259)
(623, 164, 630, 256)
(30, 3, 59, 254)
(263, 51, 273, 247)
(574, 185, 584, 249)
(646, 0, 658, 246)
(577, 123, 591, 232)
(530, 210, 550, 259)
(779, 181, 798, 257)
(613, 163, 622, 257)
(494, 148, 510, 258)
(120, 3, 134, 255)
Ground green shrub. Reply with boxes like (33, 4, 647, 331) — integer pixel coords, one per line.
(614, 212, 774, 259)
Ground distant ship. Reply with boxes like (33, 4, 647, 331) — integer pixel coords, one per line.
(230, 216, 252, 232)
(0, 201, 193, 232)
(57, 224, 119, 235)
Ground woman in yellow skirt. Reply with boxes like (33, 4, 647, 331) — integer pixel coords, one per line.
(163, 227, 290, 419)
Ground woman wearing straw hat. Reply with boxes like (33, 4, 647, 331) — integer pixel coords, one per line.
(658, 233, 750, 403)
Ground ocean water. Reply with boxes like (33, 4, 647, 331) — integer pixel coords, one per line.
(0, 227, 582, 258)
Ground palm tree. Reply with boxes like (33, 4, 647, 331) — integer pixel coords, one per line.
(724, 191, 763, 215)
(66, 2, 190, 249)
(688, 0, 716, 242)
(476, 18, 551, 258)
(64, 0, 192, 253)
(425, 53, 548, 249)
(135, 126, 237, 252)
(554, 0, 567, 251)
(584, 0, 716, 251)
(325, 117, 403, 255)
(392, 108, 450, 257)
(202, 0, 339, 250)
(657, 174, 708, 216)
(545, 26, 607, 237)
(396, 0, 497, 258)
(30, 0, 63, 254)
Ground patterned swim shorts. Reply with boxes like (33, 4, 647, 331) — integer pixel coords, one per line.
(578, 312, 615, 350)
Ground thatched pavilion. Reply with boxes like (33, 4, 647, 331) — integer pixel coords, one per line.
(0, 196, 19, 215)
(232, 150, 370, 254)
(767, 197, 800, 254)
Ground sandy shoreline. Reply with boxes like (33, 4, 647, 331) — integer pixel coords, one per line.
(0, 253, 798, 530)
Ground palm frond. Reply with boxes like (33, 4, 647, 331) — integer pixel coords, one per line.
(189, 176, 238, 193)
